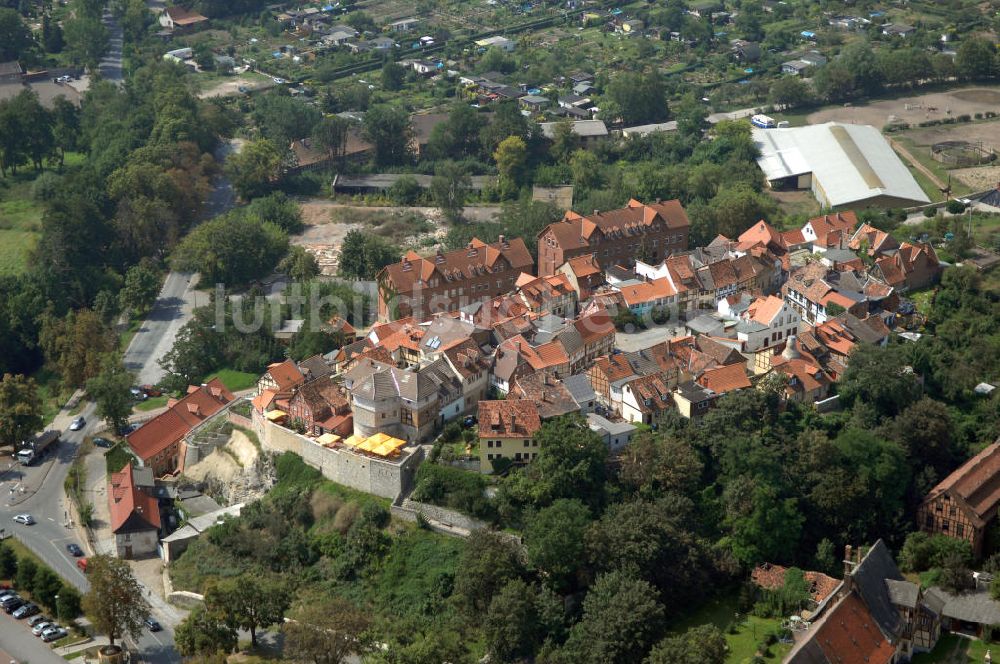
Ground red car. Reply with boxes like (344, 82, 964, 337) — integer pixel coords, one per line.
(140, 385, 162, 397)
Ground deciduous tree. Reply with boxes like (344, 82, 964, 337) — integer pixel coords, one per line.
(563, 571, 665, 664)
(225, 138, 285, 200)
(430, 160, 470, 222)
(283, 595, 373, 664)
(0, 373, 42, 449)
(175, 605, 238, 657)
(86, 355, 135, 434)
(82, 555, 150, 647)
(205, 574, 289, 647)
(646, 625, 727, 664)
(524, 498, 591, 593)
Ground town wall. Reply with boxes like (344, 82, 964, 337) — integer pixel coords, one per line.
(255, 412, 421, 501)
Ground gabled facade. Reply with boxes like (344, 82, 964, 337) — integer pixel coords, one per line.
(802, 211, 858, 252)
(109, 463, 160, 559)
(537, 199, 690, 276)
(918, 439, 1000, 557)
(257, 359, 306, 396)
(376, 236, 534, 322)
(871, 242, 942, 293)
(287, 375, 352, 437)
(478, 400, 542, 473)
(737, 295, 801, 353)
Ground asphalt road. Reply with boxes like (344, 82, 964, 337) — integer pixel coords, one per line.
(124, 272, 204, 386)
(99, 8, 124, 84)
(0, 405, 179, 663)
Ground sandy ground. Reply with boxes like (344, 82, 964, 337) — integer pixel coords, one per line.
(197, 75, 275, 99)
(951, 164, 1000, 191)
(293, 201, 503, 274)
(184, 430, 259, 485)
(807, 87, 1000, 128)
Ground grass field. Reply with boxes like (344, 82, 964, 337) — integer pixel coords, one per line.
(204, 368, 258, 392)
(0, 176, 44, 275)
(0, 154, 86, 275)
(913, 633, 998, 663)
(667, 594, 792, 663)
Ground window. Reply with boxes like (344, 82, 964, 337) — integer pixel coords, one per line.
(949, 506, 956, 517)
(524, 440, 529, 447)
(956, 523, 964, 538)
(515, 453, 521, 461)
(942, 521, 949, 532)
(487, 453, 493, 460)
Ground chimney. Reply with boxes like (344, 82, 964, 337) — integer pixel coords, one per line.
(844, 544, 858, 581)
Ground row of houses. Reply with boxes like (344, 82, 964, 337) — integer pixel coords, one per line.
(122, 200, 941, 505)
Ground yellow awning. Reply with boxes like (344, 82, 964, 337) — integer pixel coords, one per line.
(265, 410, 287, 421)
(342, 434, 364, 448)
(317, 433, 340, 446)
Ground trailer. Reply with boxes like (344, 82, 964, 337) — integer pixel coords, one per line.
(17, 430, 60, 465)
(751, 114, 776, 129)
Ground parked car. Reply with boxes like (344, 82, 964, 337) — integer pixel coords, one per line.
(69, 416, 86, 431)
(41, 626, 67, 642)
(32, 621, 54, 636)
(14, 603, 39, 619)
(117, 423, 140, 435)
(13, 514, 35, 525)
(140, 385, 162, 397)
(3, 598, 25, 613)
(144, 617, 162, 632)
(0, 589, 15, 600)
(66, 543, 84, 557)
(28, 614, 50, 627)
(76, 558, 88, 573)
(129, 387, 147, 401)
(93, 437, 114, 448)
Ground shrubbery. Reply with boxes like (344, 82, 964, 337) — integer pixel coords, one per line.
(412, 462, 495, 521)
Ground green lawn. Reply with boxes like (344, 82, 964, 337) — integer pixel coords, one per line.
(913, 633, 999, 663)
(203, 368, 258, 392)
(667, 594, 792, 663)
(135, 395, 169, 412)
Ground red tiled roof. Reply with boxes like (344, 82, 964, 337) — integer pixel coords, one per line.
(618, 277, 677, 307)
(264, 359, 305, 393)
(795, 593, 895, 664)
(379, 237, 533, 295)
(697, 363, 751, 394)
(477, 400, 542, 438)
(126, 379, 234, 462)
(751, 563, 841, 604)
(541, 199, 690, 251)
(369, 317, 418, 343)
(565, 253, 602, 278)
(575, 312, 614, 345)
(739, 220, 782, 249)
(924, 439, 1000, 528)
(109, 463, 160, 533)
(805, 211, 858, 246)
(746, 295, 785, 325)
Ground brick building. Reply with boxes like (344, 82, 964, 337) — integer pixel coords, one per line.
(537, 199, 690, 276)
(376, 237, 534, 322)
